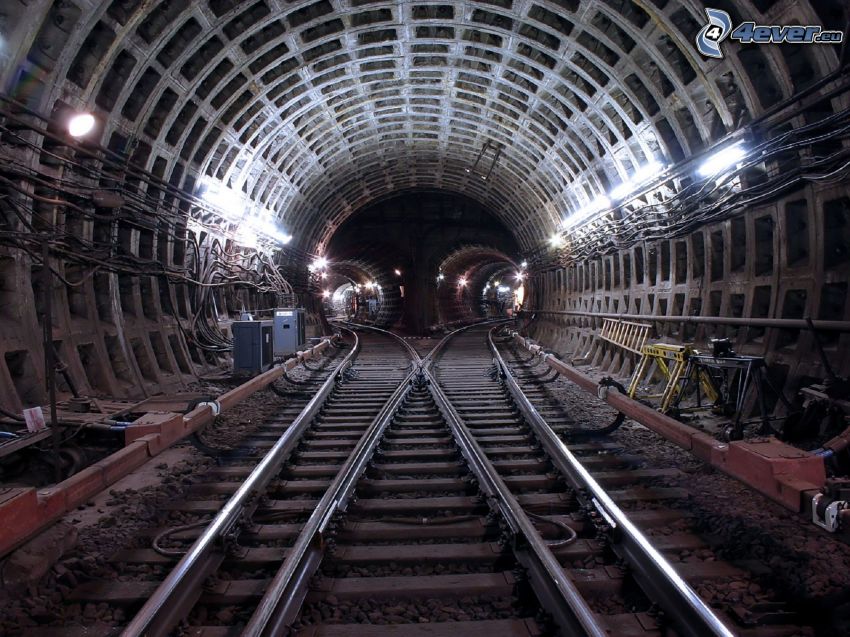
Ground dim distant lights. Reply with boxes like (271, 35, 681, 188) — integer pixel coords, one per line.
(68, 113, 95, 138)
(697, 142, 747, 177)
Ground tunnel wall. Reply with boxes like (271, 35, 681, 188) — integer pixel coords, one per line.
(528, 181, 850, 400)
(0, 111, 295, 412)
(0, 227, 212, 412)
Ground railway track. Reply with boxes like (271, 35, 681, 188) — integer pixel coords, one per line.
(14, 323, 812, 636)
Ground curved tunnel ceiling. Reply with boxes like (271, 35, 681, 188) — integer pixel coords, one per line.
(6, 0, 842, 254)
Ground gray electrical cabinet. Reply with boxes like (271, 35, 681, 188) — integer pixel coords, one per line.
(232, 320, 274, 374)
(273, 308, 306, 357)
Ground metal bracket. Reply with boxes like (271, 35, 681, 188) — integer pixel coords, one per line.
(812, 493, 847, 532)
(195, 400, 221, 417)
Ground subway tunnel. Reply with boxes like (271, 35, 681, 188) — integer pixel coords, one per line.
(1, 0, 850, 634)
(0, 0, 847, 403)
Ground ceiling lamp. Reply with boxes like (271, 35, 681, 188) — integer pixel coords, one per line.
(697, 142, 747, 177)
(68, 112, 95, 138)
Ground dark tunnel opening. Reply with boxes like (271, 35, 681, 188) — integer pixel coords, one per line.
(325, 191, 520, 333)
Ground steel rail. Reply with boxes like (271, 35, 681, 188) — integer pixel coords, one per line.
(333, 321, 422, 363)
(422, 318, 511, 364)
(243, 361, 418, 636)
(121, 329, 360, 637)
(334, 318, 509, 365)
(332, 318, 511, 372)
(242, 320, 501, 634)
(488, 328, 735, 637)
(423, 363, 607, 637)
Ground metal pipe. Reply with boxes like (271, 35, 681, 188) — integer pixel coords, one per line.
(510, 331, 721, 448)
(531, 309, 850, 332)
(41, 240, 61, 483)
(121, 331, 359, 637)
(509, 331, 825, 512)
(490, 328, 733, 637)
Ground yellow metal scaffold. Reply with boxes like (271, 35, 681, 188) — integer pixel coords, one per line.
(627, 343, 720, 413)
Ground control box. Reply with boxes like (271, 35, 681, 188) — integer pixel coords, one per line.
(273, 308, 306, 357)
(232, 320, 274, 374)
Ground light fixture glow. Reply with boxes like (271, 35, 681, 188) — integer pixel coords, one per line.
(235, 227, 258, 249)
(394, 268, 402, 276)
(562, 195, 611, 229)
(632, 160, 663, 183)
(609, 181, 633, 200)
(516, 272, 525, 279)
(195, 180, 292, 247)
(68, 113, 95, 138)
(201, 178, 244, 216)
(697, 142, 747, 177)
(322, 290, 331, 298)
(243, 213, 292, 245)
(549, 233, 564, 248)
(609, 159, 664, 201)
(520, 260, 528, 268)
(498, 285, 510, 293)
(437, 273, 445, 281)
(309, 256, 328, 272)
(458, 277, 467, 287)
